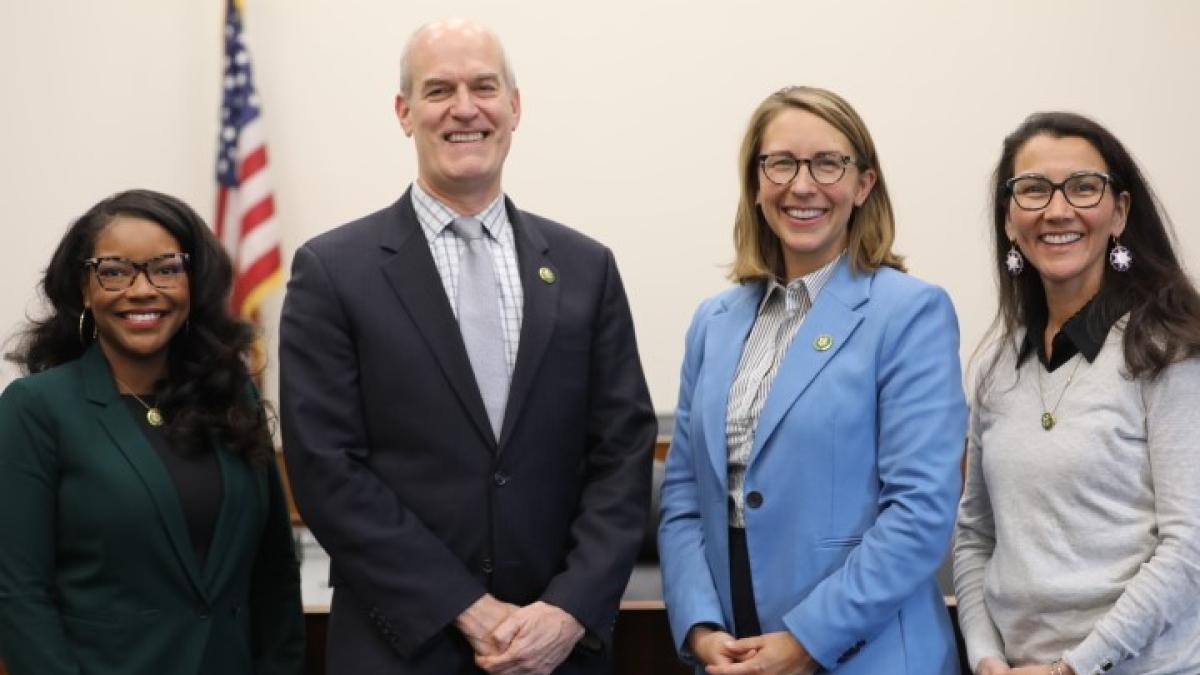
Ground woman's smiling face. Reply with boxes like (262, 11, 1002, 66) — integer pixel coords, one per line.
(1005, 133, 1129, 302)
(83, 216, 190, 380)
(756, 108, 875, 281)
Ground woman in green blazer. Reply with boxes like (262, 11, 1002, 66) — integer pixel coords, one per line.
(0, 189, 304, 675)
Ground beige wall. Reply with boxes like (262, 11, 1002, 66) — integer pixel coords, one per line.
(2, 1, 1198, 417)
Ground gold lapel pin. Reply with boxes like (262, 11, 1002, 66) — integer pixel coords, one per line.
(538, 267, 556, 284)
(813, 334, 834, 351)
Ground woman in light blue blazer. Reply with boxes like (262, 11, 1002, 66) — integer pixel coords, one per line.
(658, 86, 967, 675)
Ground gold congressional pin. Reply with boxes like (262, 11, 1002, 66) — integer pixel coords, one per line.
(538, 267, 557, 284)
(813, 334, 834, 351)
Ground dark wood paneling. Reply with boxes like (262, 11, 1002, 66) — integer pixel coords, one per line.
(301, 605, 688, 675)
(303, 611, 328, 675)
(5, 602, 965, 674)
(613, 605, 690, 675)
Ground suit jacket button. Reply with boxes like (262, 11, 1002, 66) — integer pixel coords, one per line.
(493, 471, 509, 486)
(195, 603, 211, 619)
(481, 557, 494, 574)
(746, 491, 763, 509)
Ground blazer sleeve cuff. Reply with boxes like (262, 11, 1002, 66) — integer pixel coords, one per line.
(674, 620, 729, 664)
(370, 583, 484, 658)
(540, 584, 617, 649)
(782, 603, 870, 671)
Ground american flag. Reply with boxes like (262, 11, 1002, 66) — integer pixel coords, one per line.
(215, 0, 282, 320)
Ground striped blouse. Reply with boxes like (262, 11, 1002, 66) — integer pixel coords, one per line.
(724, 254, 839, 528)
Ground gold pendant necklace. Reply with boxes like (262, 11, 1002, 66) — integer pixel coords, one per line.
(113, 376, 166, 427)
(1036, 355, 1083, 431)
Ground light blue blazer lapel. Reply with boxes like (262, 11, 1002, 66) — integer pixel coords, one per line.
(80, 346, 210, 603)
(699, 284, 762, 489)
(749, 257, 871, 466)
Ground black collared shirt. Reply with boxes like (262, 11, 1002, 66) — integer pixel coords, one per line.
(1018, 297, 1126, 371)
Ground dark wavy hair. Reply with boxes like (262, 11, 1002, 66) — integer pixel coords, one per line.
(983, 111, 1200, 381)
(7, 189, 273, 464)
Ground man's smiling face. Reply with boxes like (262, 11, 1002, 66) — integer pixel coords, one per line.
(396, 21, 521, 208)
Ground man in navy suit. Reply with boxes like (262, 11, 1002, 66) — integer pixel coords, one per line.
(279, 18, 656, 675)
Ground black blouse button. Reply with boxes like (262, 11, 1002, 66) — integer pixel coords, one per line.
(746, 491, 764, 509)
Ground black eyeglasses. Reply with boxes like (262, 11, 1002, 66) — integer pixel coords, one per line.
(83, 253, 191, 291)
(1006, 171, 1115, 210)
(758, 152, 857, 186)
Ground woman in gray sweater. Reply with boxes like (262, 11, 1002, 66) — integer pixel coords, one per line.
(954, 112, 1200, 675)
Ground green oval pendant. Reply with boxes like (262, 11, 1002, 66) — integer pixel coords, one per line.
(1040, 412, 1056, 431)
(146, 407, 165, 427)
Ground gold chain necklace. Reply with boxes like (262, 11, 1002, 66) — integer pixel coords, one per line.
(113, 376, 166, 427)
(1036, 354, 1083, 431)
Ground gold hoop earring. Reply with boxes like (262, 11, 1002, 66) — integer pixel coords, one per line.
(78, 310, 89, 346)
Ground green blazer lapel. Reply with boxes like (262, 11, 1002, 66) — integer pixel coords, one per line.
(749, 257, 870, 466)
(201, 443, 256, 589)
(80, 346, 209, 601)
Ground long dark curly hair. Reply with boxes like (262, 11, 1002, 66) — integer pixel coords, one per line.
(8, 189, 273, 464)
(982, 111, 1200, 383)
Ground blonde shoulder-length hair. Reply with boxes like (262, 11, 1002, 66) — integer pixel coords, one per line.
(729, 86, 904, 283)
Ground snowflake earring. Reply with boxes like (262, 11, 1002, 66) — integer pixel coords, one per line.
(1109, 237, 1133, 272)
(1005, 242, 1025, 276)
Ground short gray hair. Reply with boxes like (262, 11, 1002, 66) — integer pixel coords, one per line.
(398, 19, 517, 97)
